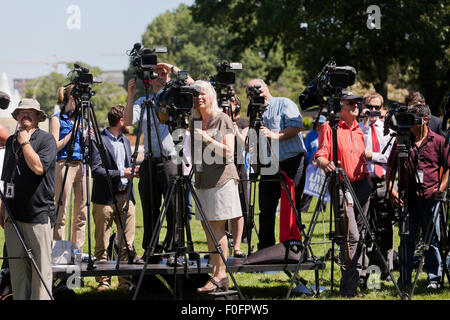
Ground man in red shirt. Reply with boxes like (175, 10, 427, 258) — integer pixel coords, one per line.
(315, 91, 372, 297)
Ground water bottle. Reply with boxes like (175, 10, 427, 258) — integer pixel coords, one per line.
(74, 249, 82, 266)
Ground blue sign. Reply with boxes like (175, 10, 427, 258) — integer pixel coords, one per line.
(303, 165, 330, 202)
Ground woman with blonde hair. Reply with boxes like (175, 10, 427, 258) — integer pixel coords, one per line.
(190, 80, 242, 292)
(50, 85, 87, 250)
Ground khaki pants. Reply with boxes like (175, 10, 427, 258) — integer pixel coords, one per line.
(53, 161, 87, 250)
(93, 193, 136, 287)
(5, 218, 53, 300)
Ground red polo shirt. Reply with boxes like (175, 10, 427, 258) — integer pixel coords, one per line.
(315, 119, 368, 182)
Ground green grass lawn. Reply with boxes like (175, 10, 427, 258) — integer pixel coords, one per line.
(1, 179, 450, 300)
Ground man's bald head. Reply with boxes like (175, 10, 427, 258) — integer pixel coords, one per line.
(0, 124, 9, 146)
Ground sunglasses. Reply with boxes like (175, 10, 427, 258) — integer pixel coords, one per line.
(366, 104, 382, 110)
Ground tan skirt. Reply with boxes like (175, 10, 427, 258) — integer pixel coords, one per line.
(195, 179, 243, 221)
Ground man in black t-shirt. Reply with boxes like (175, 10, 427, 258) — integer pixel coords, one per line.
(0, 99, 56, 300)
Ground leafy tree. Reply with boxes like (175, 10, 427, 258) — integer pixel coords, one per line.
(192, 0, 450, 114)
(123, 4, 306, 116)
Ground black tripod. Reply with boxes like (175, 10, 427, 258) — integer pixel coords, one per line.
(132, 115, 245, 300)
(285, 96, 403, 299)
(55, 82, 135, 271)
(0, 190, 54, 300)
(115, 76, 172, 271)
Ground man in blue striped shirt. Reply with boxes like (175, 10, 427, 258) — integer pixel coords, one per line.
(246, 79, 307, 250)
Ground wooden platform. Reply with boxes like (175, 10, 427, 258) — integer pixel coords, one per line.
(52, 257, 325, 278)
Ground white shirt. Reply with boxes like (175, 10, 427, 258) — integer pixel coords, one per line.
(359, 119, 395, 178)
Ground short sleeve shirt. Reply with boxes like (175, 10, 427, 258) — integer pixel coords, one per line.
(1, 129, 57, 224)
(191, 112, 239, 189)
(262, 96, 306, 161)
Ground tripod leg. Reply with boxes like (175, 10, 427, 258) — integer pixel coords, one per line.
(286, 172, 332, 299)
(340, 171, 403, 298)
(132, 181, 176, 300)
(410, 201, 442, 297)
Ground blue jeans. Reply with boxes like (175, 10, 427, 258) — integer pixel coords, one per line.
(398, 198, 442, 286)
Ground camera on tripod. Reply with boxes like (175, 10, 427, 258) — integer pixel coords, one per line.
(158, 71, 200, 130)
(67, 63, 97, 101)
(210, 61, 242, 116)
(298, 60, 357, 112)
(128, 42, 167, 81)
(384, 103, 423, 135)
(247, 84, 266, 129)
(210, 61, 242, 89)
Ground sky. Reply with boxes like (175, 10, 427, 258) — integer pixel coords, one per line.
(0, 0, 195, 87)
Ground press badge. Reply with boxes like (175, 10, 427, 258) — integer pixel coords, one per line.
(417, 170, 424, 185)
(5, 183, 15, 199)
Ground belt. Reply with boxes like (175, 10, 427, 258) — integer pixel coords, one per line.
(57, 159, 82, 164)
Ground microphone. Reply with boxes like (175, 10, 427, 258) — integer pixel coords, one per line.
(0, 91, 11, 110)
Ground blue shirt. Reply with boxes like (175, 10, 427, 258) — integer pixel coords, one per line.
(55, 112, 82, 161)
(262, 96, 306, 161)
(104, 128, 128, 189)
(304, 129, 319, 165)
(133, 91, 176, 158)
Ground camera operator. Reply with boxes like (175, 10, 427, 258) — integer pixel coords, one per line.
(405, 91, 445, 137)
(386, 103, 446, 289)
(124, 63, 187, 261)
(50, 85, 87, 251)
(91, 105, 138, 292)
(359, 92, 395, 281)
(0, 99, 56, 299)
(246, 79, 307, 250)
(315, 92, 371, 298)
(190, 80, 242, 293)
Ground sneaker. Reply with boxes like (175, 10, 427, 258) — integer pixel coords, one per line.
(426, 283, 441, 290)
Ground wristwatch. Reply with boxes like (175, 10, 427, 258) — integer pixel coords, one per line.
(20, 141, 30, 147)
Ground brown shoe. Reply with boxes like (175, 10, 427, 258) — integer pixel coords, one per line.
(197, 277, 229, 293)
(97, 284, 110, 292)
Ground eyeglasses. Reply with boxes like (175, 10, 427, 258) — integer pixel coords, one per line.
(366, 104, 382, 110)
(344, 101, 359, 106)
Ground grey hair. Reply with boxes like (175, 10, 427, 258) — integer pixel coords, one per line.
(191, 80, 221, 120)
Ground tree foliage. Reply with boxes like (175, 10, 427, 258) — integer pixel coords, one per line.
(192, 0, 450, 114)
(123, 4, 306, 115)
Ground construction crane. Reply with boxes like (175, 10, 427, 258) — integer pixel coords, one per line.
(0, 54, 71, 73)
